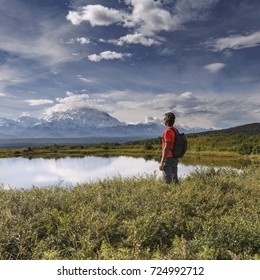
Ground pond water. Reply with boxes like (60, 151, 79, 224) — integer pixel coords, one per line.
(0, 156, 198, 189)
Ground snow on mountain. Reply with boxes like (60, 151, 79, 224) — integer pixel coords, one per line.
(176, 126, 213, 134)
(44, 108, 123, 129)
(0, 117, 23, 138)
(0, 117, 18, 128)
(0, 108, 128, 138)
(0, 108, 211, 139)
(16, 116, 41, 127)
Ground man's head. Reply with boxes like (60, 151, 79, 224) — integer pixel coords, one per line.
(164, 112, 175, 126)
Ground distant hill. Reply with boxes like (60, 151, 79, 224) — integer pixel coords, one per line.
(191, 123, 260, 136)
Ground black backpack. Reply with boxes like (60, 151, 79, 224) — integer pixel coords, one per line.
(171, 128, 188, 158)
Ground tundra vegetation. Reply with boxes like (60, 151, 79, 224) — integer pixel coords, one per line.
(0, 133, 259, 160)
(0, 131, 259, 260)
(0, 167, 259, 260)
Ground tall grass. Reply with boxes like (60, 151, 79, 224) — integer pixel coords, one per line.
(0, 167, 259, 260)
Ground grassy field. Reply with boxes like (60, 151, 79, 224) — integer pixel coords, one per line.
(0, 166, 259, 260)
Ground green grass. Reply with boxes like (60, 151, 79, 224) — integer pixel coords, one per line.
(0, 166, 259, 260)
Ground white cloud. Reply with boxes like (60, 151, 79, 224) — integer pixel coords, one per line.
(0, 65, 27, 84)
(204, 63, 226, 73)
(0, 0, 82, 69)
(0, 23, 77, 68)
(66, 5, 126, 26)
(209, 31, 260, 51)
(67, 37, 90, 45)
(20, 112, 30, 117)
(108, 33, 162, 46)
(45, 91, 122, 117)
(107, 91, 259, 128)
(88, 51, 132, 62)
(1, 34, 71, 67)
(45, 92, 92, 115)
(124, 0, 175, 35)
(24, 99, 54, 106)
(0, 65, 31, 100)
(77, 75, 95, 83)
(43, 90, 260, 129)
(67, 0, 220, 47)
(76, 37, 90, 44)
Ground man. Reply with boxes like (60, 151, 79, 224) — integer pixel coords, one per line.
(159, 112, 179, 184)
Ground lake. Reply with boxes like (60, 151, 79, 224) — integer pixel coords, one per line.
(0, 156, 198, 189)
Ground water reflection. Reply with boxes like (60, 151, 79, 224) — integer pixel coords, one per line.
(0, 156, 196, 189)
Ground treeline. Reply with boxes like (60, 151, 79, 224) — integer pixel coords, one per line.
(187, 134, 260, 155)
(129, 133, 260, 156)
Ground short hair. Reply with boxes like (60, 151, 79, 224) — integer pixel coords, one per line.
(164, 112, 175, 126)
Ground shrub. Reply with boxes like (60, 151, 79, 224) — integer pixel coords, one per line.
(238, 144, 253, 155)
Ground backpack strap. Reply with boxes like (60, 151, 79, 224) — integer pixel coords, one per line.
(170, 127, 177, 157)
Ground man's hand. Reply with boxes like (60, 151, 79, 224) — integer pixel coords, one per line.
(160, 141, 170, 171)
(159, 162, 165, 171)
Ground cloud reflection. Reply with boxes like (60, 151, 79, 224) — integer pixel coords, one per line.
(0, 156, 195, 189)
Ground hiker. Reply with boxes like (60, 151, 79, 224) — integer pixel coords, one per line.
(159, 112, 179, 184)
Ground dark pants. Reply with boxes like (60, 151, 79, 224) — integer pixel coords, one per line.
(163, 157, 179, 184)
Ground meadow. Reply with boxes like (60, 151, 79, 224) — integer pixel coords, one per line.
(0, 166, 259, 260)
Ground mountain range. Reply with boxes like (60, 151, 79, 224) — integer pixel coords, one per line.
(0, 108, 208, 139)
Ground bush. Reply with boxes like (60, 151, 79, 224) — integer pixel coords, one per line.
(252, 146, 260, 155)
(238, 144, 253, 155)
(143, 142, 153, 150)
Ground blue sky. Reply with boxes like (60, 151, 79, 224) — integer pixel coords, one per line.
(0, 0, 259, 129)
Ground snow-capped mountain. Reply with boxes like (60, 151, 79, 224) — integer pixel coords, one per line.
(0, 108, 209, 139)
(0, 117, 18, 128)
(16, 116, 40, 127)
(44, 108, 123, 129)
(0, 117, 25, 138)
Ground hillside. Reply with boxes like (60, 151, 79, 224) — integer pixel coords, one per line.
(191, 123, 260, 136)
(124, 122, 260, 158)
(182, 123, 260, 156)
